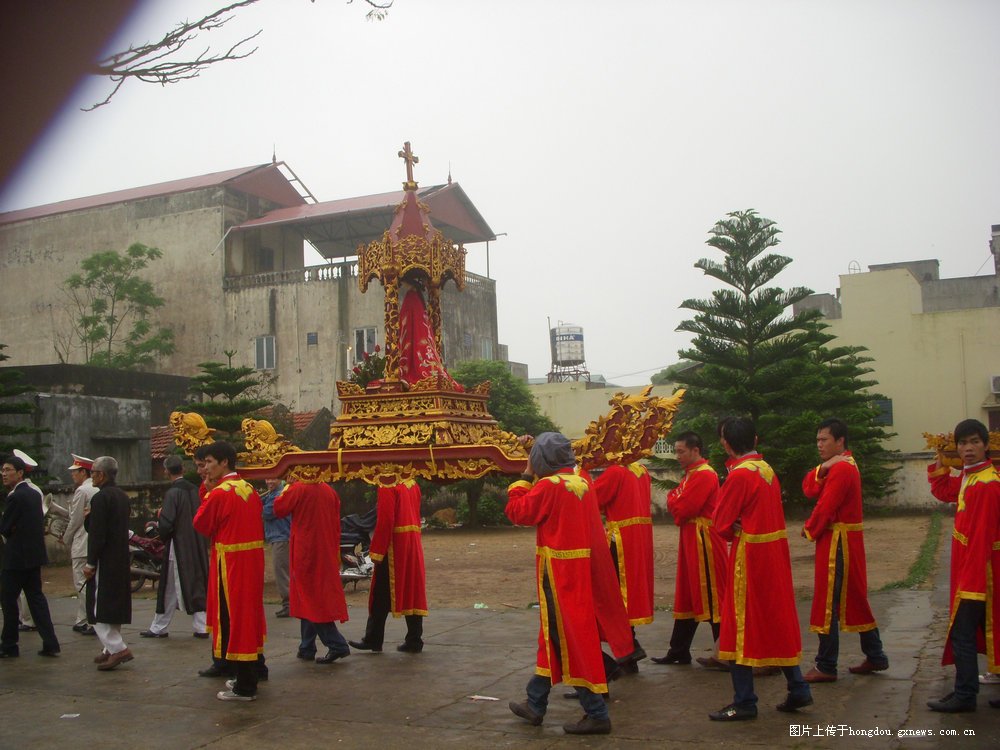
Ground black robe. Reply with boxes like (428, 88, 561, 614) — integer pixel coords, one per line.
(85, 483, 132, 625)
(155, 478, 208, 614)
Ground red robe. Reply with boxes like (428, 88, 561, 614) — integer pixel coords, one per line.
(398, 289, 462, 390)
(802, 453, 877, 634)
(714, 454, 801, 667)
(667, 459, 727, 623)
(928, 460, 1000, 667)
(506, 470, 607, 692)
(273, 481, 348, 624)
(579, 468, 633, 659)
(594, 463, 655, 626)
(369, 480, 427, 617)
(192, 472, 267, 661)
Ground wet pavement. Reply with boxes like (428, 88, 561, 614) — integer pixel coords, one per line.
(1, 521, 998, 748)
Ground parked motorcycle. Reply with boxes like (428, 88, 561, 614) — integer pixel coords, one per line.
(129, 521, 164, 592)
(340, 507, 377, 590)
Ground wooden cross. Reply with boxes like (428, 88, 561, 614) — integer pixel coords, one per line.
(398, 141, 419, 183)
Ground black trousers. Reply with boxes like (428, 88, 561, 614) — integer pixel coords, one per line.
(363, 559, 423, 649)
(1, 567, 59, 654)
(667, 618, 721, 660)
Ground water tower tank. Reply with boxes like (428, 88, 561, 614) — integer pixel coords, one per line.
(551, 324, 585, 367)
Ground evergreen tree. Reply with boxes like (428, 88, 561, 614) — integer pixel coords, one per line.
(669, 209, 895, 501)
(184, 350, 274, 446)
(450, 359, 558, 526)
(0, 344, 41, 458)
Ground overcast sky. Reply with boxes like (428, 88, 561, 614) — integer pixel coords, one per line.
(3, 0, 998, 385)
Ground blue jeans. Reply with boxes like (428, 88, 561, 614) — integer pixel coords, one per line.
(950, 599, 985, 702)
(731, 664, 810, 709)
(816, 542, 887, 673)
(299, 619, 349, 657)
(526, 674, 609, 721)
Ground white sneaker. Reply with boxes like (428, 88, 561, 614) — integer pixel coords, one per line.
(217, 690, 255, 702)
(979, 672, 1000, 684)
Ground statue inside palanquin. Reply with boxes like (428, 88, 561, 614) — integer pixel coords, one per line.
(397, 274, 463, 391)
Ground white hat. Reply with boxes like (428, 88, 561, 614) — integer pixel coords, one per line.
(13, 449, 38, 469)
(67, 453, 95, 471)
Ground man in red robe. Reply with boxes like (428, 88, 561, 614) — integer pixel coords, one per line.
(594, 460, 654, 666)
(506, 432, 611, 736)
(349, 480, 427, 653)
(926, 418, 1000, 712)
(801, 418, 887, 683)
(656, 431, 727, 667)
(709, 418, 812, 721)
(273, 480, 350, 664)
(192, 442, 267, 702)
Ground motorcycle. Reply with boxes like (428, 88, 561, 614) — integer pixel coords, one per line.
(340, 507, 377, 590)
(129, 521, 164, 592)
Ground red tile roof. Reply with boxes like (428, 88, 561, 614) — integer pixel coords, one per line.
(150, 425, 175, 460)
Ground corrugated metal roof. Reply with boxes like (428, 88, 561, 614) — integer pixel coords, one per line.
(0, 163, 306, 226)
(231, 181, 495, 257)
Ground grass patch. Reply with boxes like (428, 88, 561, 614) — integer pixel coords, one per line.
(879, 512, 943, 591)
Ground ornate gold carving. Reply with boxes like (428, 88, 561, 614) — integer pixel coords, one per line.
(924, 430, 1000, 469)
(170, 411, 215, 456)
(337, 381, 365, 397)
(240, 418, 301, 466)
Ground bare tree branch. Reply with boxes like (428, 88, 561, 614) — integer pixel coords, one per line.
(85, 0, 394, 111)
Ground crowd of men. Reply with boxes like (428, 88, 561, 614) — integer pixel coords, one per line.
(0, 414, 998, 731)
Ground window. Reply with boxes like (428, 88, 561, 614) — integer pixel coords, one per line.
(653, 438, 674, 456)
(255, 335, 276, 370)
(873, 398, 893, 426)
(306, 332, 318, 346)
(481, 338, 493, 360)
(353, 327, 377, 365)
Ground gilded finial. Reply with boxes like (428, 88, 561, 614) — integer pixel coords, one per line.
(398, 141, 419, 190)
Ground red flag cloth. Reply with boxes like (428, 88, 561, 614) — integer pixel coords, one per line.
(802, 453, 877, 634)
(273, 482, 348, 624)
(714, 454, 802, 667)
(506, 469, 608, 693)
(369, 480, 427, 616)
(928, 460, 1000, 666)
(192, 473, 267, 661)
(398, 288, 463, 390)
(594, 463, 655, 626)
(667, 459, 727, 623)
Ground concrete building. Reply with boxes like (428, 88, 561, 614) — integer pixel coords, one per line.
(0, 162, 507, 413)
(795, 225, 1000, 455)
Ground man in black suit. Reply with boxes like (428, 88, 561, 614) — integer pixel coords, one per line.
(0, 453, 60, 657)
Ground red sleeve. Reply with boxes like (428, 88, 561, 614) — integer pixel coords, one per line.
(192, 489, 219, 539)
(803, 463, 850, 541)
(593, 467, 624, 512)
(505, 479, 552, 527)
(369, 487, 396, 561)
(668, 470, 714, 525)
(802, 465, 823, 499)
(927, 463, 960, 505)
(272, 483, 296, 519)
(712, 471, 746, 542)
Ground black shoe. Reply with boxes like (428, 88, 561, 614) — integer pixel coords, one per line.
(38, 648, 60, 657)
(80, 626, 96, 636)
(927, 693, 976, 713)
(18, 624, 36, 632)
(619, 660, 639, 675)
(71, 623, 89, 633)
(563, 690, 580, 699)
(776, 693, 814, 712)
(397, 641, 423, 653)
(348, 639, 382, 653)
(275, 608, 290, 618)
(563, 714, 611, 735)
(616, 646, 646, 665)
(709, 703, 758, 721)
(198, 664, 232, 678)
(651, 653, 691, 665)
(509, 700, 543, 726)
(193, 632, 209, 639)
(296, 651, 315, 660)
(139, 630, 168, 638)
(315, 650, 349, 664)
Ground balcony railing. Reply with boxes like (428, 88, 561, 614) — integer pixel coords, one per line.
(224, 262, 492, 292)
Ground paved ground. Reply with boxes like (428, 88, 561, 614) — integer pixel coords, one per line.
(1, 522, 998, 749)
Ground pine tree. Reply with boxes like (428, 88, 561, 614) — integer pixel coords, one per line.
(668, 210, 896, 501)
(184, 350, 274, 446)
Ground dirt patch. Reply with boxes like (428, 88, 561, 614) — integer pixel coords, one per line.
(39, 516, 933, 612)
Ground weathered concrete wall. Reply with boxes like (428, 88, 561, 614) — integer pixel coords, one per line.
(868, 452, 944, 510)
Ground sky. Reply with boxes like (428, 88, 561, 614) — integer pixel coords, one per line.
(2, 0, 998, 385)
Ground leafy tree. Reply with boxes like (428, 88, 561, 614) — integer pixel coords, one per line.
(185, 350, 275, 445)
(670, 209, 895, 501)
(450, 359, 558, 526)
(0, 344, 42, 458)
(62, 243, 175, 370)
